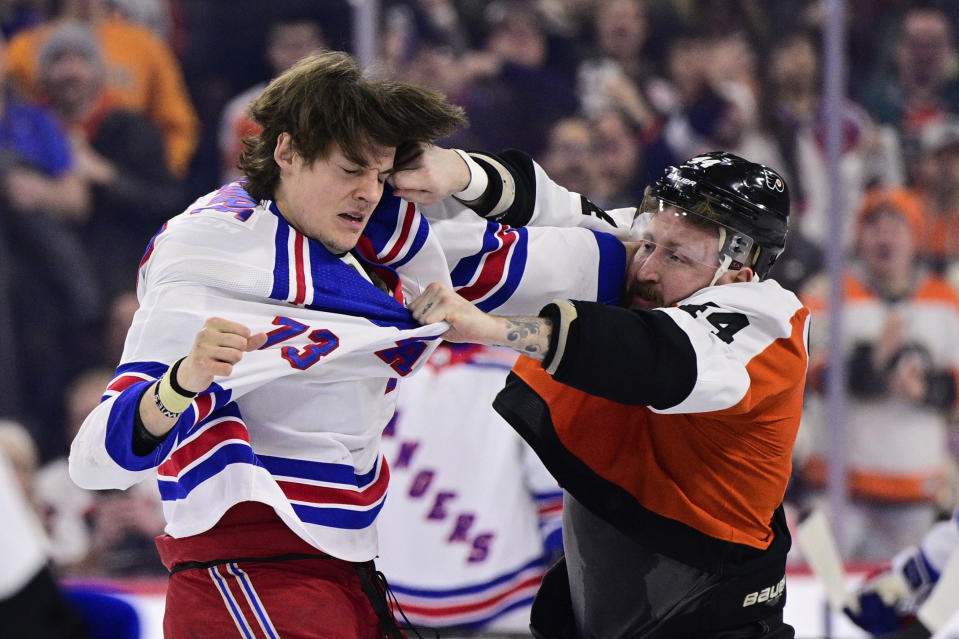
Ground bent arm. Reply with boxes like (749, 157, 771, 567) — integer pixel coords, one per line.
(397, 145, 638, 236)
(409, 283, 697, 408)
(412, 281, 806, 412)
(409, 281, 553, 359)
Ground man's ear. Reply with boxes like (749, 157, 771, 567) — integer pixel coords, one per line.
(274, 132, 295, 170)
(733, 267, 755, 283)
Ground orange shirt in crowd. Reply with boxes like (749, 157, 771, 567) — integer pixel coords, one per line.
(5, 15, 199, 176)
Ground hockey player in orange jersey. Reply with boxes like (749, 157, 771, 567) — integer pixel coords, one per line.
(399, 149, 807, 638)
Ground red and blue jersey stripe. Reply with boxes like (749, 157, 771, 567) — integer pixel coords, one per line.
(450, 222, 528, 312)
(387, 556, 546, 629)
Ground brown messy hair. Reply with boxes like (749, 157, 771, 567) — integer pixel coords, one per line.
(238, 50, 467, 200)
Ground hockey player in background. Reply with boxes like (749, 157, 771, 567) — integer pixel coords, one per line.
(398, 148, 807, 638)
(845, 509, 959, 639)
(375, 341, 563, 635)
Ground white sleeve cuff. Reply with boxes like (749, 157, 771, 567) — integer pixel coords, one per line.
(544, 299, 578, 376)
(452, 149, 488, 202)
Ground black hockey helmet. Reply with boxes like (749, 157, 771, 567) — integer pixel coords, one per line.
(649, 151, 790, 279)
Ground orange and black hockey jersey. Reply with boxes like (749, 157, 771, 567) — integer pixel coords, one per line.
(494, 278, 810, 574)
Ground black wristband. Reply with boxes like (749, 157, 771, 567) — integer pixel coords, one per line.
(168, 357, 198, 398)
(132, 387, 169, 456)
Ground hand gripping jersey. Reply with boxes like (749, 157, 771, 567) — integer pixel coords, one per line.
(68, 182, 625, 562)
(375, 343, 562, 631)
(497, 276, 810, 574)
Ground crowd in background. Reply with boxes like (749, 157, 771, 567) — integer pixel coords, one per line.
(0, 0, 958, 581)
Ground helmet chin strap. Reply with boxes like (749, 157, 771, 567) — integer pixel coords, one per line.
(710, 254, 733, 287)
(710, 227, 732, 287)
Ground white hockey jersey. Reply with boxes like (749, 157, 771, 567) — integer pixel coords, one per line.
(69, 182, 623, 562)
(375, 343, 562, 631)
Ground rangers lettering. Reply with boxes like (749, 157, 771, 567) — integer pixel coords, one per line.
(468, 533, 495, 562)
(394, 441, 419, 469)
(408, 470, 434, 497)
(428, 492, 457, 520)
(448, 513, 475, 542)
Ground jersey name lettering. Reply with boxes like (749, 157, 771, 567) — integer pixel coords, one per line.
(386, 411, 496, 563)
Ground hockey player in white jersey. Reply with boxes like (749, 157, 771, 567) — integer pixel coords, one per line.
(406, 150, 806, 638)
(68, 52, 632, 639)
(375, 342, 563, 634)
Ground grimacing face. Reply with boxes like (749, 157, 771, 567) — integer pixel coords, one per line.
(273, 134, 394, 255)
(624, 208, 727, 310)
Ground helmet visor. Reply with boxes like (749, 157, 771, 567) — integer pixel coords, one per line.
(637, 195, 756, 273)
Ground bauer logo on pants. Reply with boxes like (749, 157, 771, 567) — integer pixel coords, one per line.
(742, 576, 786, 607)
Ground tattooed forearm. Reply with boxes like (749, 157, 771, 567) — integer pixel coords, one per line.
(503, 317, 553, 360)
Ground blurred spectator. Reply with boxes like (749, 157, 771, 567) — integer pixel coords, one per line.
(0, 28, 103, 458)
(913, 118, 959, 279)
(577, 0, 650, 108)
(383, 15, 465, 100)
(4, 0, 199, 176)
(72, 484, 167, 578)
(33, 368, 109, 570)
(37, 20, 183, 299)
(0, 428, 87, 638)
(29, 292, 140, 571)
(110, 0, 177, 47)
(533, 0, 598, 41)
(859, 6, 959, 183)
(757, 28, 902, 247)
(0, 418, 39, 496)
(655, 30, 783, 170)
(375, 343, 562, 635)
(218, 14, 325, 184)
(536, 115, 602, 197)
(653, 29, 768, 167)
(385, 0, 472, 55)
(656, 28, 729, 160)
(34, 367, 166, 577)
(692, 29, 825, 295)
(576, 0, 663, 144)
(589, 107, 668, 208)
(101, 288, 139, 367)
(447, 0, 579, 156)
(0, 30, 88, 220)
(0, 0, 49, 38)
(799, 188, 959, 560)
(667, 0, 774, 41)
